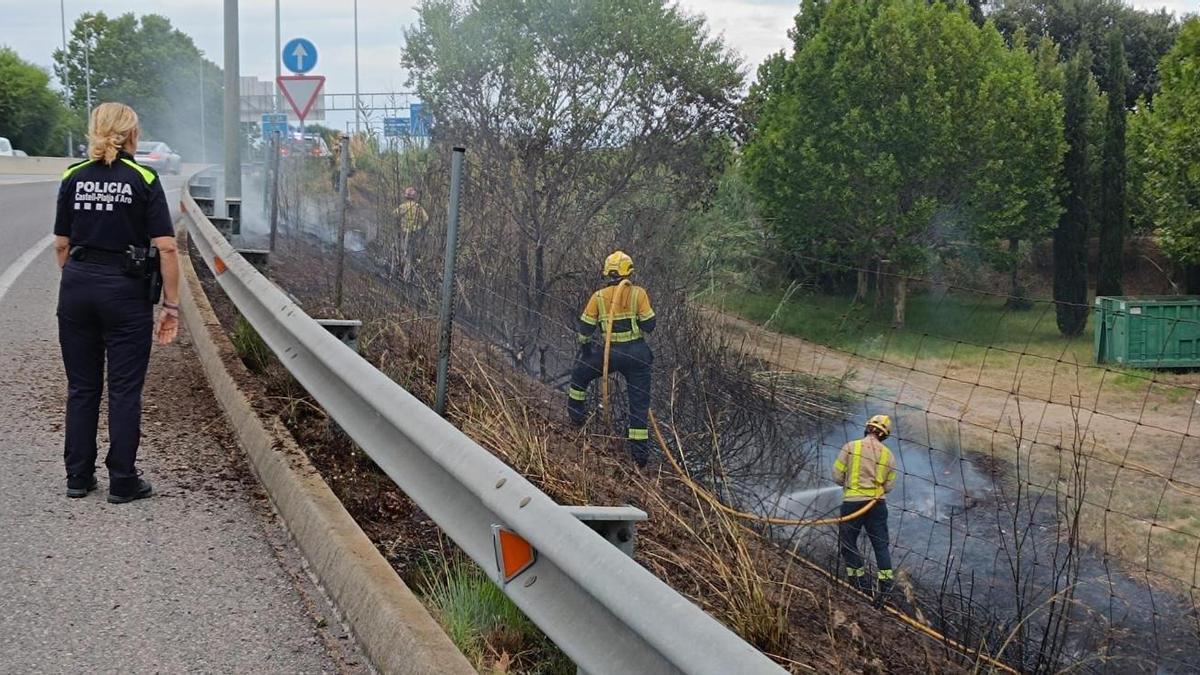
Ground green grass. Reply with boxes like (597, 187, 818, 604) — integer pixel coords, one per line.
(417, 556, 573, 673)
(713, 286, 1095, 364)
(230, 315, 273, 373)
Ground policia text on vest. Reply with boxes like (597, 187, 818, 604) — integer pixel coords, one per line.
(53, 105, 181, 504)
(567, 251, 657, 467)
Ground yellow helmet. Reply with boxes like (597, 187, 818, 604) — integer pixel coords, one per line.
(602, 250, 634, 278)
(866, 414, 892, 439)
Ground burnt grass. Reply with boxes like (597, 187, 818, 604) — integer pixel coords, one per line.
(189, 234, 978, 674)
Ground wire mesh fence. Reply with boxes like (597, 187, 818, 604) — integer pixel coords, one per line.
(236, 142, 1200, 673)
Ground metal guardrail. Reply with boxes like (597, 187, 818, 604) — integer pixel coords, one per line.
(181, 174, 784, 675)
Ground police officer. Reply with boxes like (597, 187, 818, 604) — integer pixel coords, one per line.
(567, 251, 657, 467)
(54, 102, 180, 503)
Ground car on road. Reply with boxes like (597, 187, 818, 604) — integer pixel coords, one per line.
(279, 134, 331, 159)
(0, 137, 13, 157)
(13, 149, 27, 157)
(134, 141, 182, 174)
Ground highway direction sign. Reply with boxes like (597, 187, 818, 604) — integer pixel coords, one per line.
(261, 113, 289, 136)
(383, 117, 409, 138)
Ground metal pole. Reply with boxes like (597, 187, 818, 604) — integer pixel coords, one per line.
(434, 146, 466, 416)
(83, 25, 92, 121)
(60, 0, 72, 156)
(199, 59, 207, 163)
(274, 0, 281, 114)
(354, 0, 360, 134)
(334, 134, 350, 309)
(269, 131, 280, 251)
(223, 0, 241, 203)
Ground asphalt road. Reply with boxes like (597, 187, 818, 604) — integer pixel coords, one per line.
(0, 177, 364, 672)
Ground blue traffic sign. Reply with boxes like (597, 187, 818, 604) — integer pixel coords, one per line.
(383, 117, 409, 138)
(409, 103, 431, 137)
(261, 113, 289, 136)
(282, 38, 317, 74)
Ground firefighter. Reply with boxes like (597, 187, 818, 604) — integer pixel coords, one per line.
(568, 251, 656, 467)
(833, 414, 897, 603)
(394, 186, 428, 282)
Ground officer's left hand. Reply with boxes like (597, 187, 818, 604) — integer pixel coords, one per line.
(155, 310, 179, 346)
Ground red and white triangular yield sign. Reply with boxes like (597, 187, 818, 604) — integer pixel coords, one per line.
(277, 75, 325, 123)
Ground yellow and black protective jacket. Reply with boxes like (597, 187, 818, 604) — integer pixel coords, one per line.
(832, 435, 897, 502)
(577, 282, 656, 345)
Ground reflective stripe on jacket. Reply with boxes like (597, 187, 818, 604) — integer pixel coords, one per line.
(577, 283, 656, 344)
(832, 436, 896, 502)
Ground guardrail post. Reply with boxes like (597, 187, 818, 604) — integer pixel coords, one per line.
(434, 146, 466, 416)
(317, 319, 362, 352)
(565, 506, 647, 558)
(226, 198, 242, 235)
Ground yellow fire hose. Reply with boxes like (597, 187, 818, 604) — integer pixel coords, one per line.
(590, 283, 1017, 672)
(596, 278, 874, 527)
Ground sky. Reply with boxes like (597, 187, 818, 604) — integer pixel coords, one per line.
(1, 0, 1197, 130)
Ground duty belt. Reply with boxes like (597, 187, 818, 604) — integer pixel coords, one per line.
(69, 246, 127, 267)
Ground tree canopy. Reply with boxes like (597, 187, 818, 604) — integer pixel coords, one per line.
(402, 0, 743, 340)
(0, 47, 68, 155)
(743, 0, 1063, 326)
(53, 12, 221, 161)
(1131, 18, 1200, 268)
(989, 0, 1180, 107)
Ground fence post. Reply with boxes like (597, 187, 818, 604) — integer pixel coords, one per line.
(269, 131, 281, 251)
(435, 146, 466, 416)
(334, 133, 350, 309)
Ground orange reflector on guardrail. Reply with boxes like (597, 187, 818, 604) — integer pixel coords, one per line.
(493, 525, 536, 584)
(213, 255, 227, 275)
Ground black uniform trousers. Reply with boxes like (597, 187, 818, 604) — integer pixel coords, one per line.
(567, 340, 653, 463)
(838, 499, 892, 574)
(57, 260, 153, 482)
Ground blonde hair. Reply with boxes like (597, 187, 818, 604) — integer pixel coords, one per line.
(87, 102, 139, 165)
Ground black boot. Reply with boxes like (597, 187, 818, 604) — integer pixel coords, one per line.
(874, 578, 894, 608)
(66, 475, 98, 498)
(628, 439, 650, 468)
(108, 477, 154, 504)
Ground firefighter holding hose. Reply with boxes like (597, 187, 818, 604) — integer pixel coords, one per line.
(833, 414, 897, 603)
(567, 251, 656, 467)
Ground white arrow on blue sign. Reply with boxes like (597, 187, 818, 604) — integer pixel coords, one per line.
(282, 38, 317, 74)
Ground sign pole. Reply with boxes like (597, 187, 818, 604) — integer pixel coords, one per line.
(223, 0, 241, 206)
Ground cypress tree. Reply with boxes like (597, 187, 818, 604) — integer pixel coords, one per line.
(1097, 30, 1128, 297)
(1054, 47, 1093, 337)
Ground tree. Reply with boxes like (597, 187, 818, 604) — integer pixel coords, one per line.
(989, 0, 1179, 106)
(1096, 29, 1128, 297)
(1132, 19, 1200, 291)
(1053, 47, 1094, 337)
(402, 0, 742, 372)
(0, 47, 69, 155)
(744, 0, 1063, 326)
(52, 13, 221, 162)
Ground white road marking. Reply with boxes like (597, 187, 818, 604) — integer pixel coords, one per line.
(0, 234, 54, 306)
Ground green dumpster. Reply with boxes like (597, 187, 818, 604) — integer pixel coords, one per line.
(1094, 296, 1200, 368)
